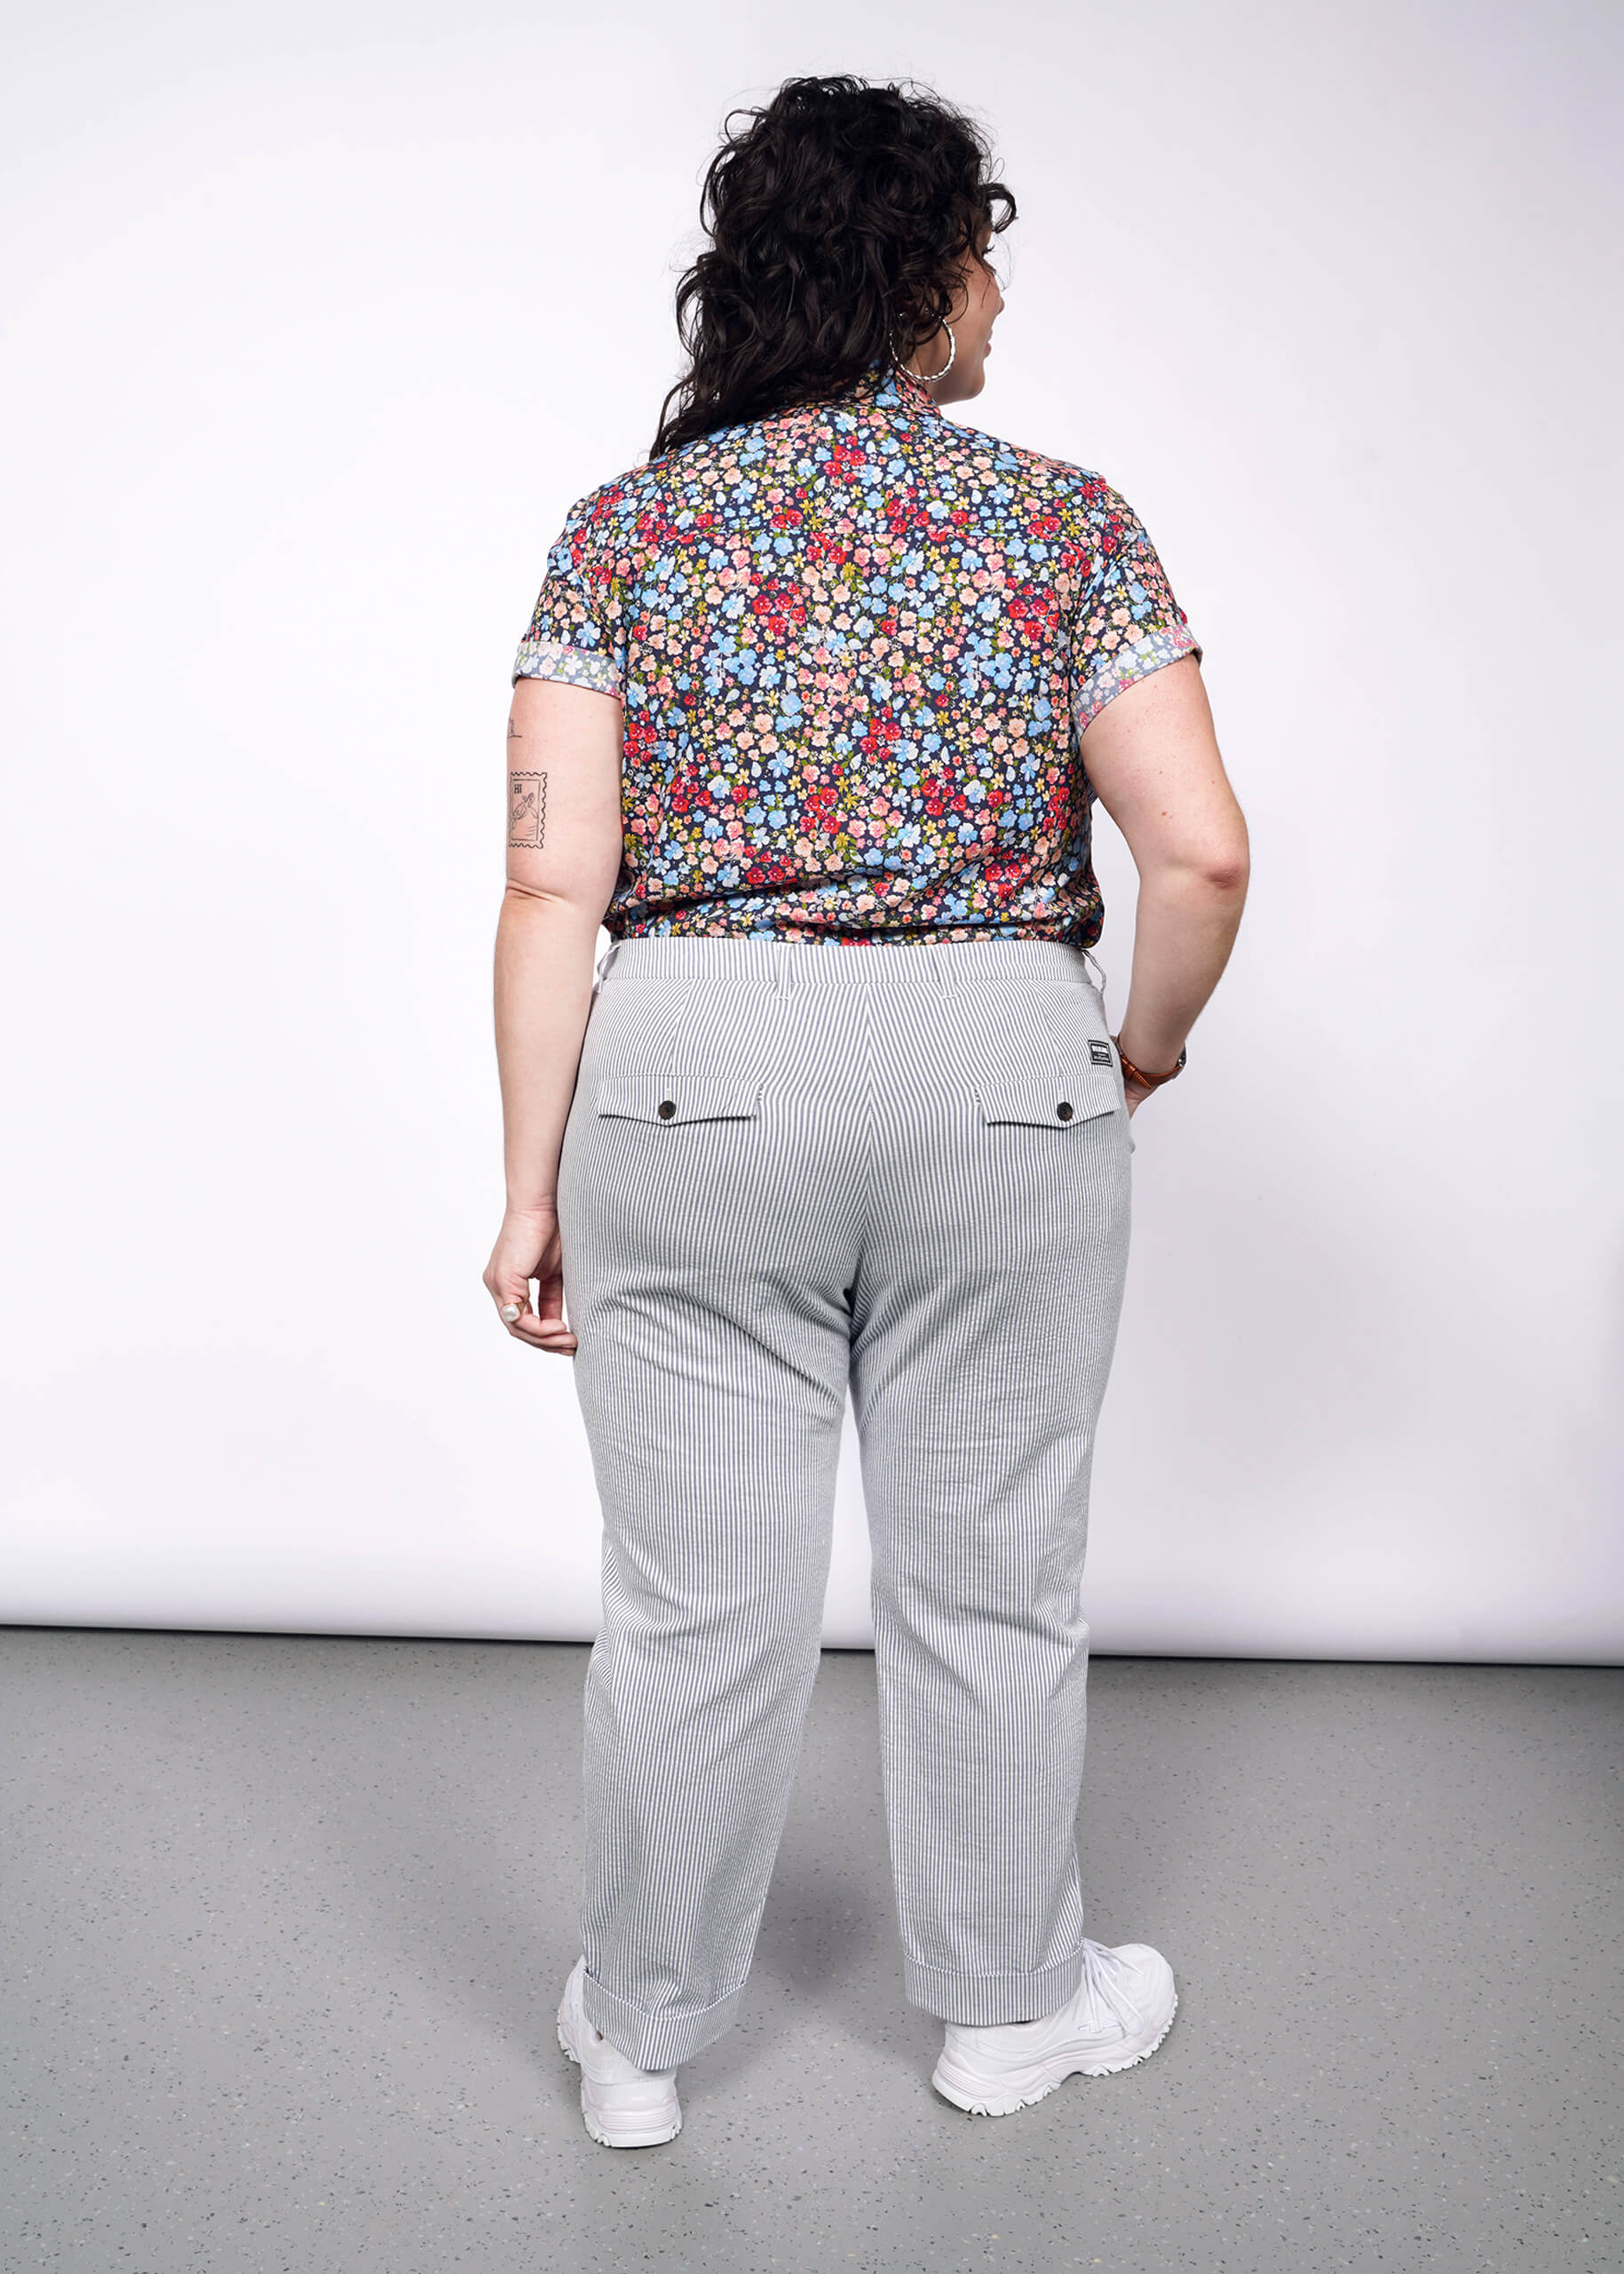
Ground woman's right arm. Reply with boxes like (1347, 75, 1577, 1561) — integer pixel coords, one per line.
(1078, 654, 1250, 1109)
(483, 674, 625, 1351)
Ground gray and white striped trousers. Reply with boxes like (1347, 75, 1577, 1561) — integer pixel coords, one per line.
(556, 933, 1134, 2070)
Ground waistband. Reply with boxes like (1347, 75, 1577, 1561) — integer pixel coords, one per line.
(596, 933, 1106, 992)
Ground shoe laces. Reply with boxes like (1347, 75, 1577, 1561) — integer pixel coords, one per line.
(1073, 1939, 1144, 2041)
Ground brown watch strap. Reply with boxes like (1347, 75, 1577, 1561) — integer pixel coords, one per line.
(1113, 1036, 1187, 1091)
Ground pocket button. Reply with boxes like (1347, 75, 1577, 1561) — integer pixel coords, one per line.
(657, 1098, 677, 1119)
(1056, 1100, 1074, 1121)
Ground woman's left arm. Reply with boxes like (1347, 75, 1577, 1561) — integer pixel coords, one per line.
(483, 675, 625, 1354)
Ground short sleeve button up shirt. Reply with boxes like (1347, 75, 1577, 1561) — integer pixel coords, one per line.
(514, 361, 1202, 947)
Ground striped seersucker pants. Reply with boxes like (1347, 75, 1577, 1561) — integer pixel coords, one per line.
(556, 932, 1135, 2070)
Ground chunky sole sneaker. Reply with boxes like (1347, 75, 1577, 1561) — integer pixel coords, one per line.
(556, 1957, 683, 2147)
(931, 1938, 1177, 2117)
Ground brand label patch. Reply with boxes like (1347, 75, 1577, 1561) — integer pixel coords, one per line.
(1089, 1040, 1113, 1066)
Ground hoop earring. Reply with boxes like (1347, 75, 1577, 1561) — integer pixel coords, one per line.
(896, 319, 957, 385)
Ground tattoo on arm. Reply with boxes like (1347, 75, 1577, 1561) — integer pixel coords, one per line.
(508, 717, 523, 739)
(509, 771, 547, 850)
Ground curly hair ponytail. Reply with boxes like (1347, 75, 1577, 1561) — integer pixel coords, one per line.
(650, 75, 1016, 459)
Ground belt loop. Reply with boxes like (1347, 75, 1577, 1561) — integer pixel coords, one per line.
(930, 944, 958, 993)
(771, 939, 794, 996)
(1081, 945, 1107, 995)
(593, 934, 620, 992)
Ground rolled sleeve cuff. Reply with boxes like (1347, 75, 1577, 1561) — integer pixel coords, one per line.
(512, 638, 623, 697)
(1073, 622, 1202, 739)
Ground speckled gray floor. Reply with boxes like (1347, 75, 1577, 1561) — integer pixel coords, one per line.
(2, 1633, 1619, 2274)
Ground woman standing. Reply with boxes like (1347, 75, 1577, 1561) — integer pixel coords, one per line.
(486, 75, 1248, 2148)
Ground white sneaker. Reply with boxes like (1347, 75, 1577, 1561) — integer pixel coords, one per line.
(931, 1938, 1178, 2115)
(556, 1956, 683, 2147)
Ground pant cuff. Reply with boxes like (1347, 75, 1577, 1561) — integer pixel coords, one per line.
(579, 1967, 748, 2071)
(905, 1946, 1088, 2028)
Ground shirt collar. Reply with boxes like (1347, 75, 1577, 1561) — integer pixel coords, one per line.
(855, 359, 946, 422)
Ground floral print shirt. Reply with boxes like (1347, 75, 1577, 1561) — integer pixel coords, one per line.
(513, 361, 1201, 945)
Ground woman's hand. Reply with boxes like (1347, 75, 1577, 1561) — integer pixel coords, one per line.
(484, 1205, 579, 1355)
(1123, 1077, 1153, 1119)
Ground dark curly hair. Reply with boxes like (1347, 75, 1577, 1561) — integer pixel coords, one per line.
(650, 75, 1016, 459)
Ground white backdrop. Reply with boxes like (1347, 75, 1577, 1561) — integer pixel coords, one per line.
(2, 0, 1619, 1660)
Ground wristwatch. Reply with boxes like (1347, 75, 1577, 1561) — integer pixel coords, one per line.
(1113, 1036, 1187, 1092)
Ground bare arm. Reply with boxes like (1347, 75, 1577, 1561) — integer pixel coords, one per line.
(483, 676, 625, 1351)
(1079, 654, 1250, 1109)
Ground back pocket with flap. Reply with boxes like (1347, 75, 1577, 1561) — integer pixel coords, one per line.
(595, 1074, 762, 1126)
(974, 1060, 1122, 1129)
